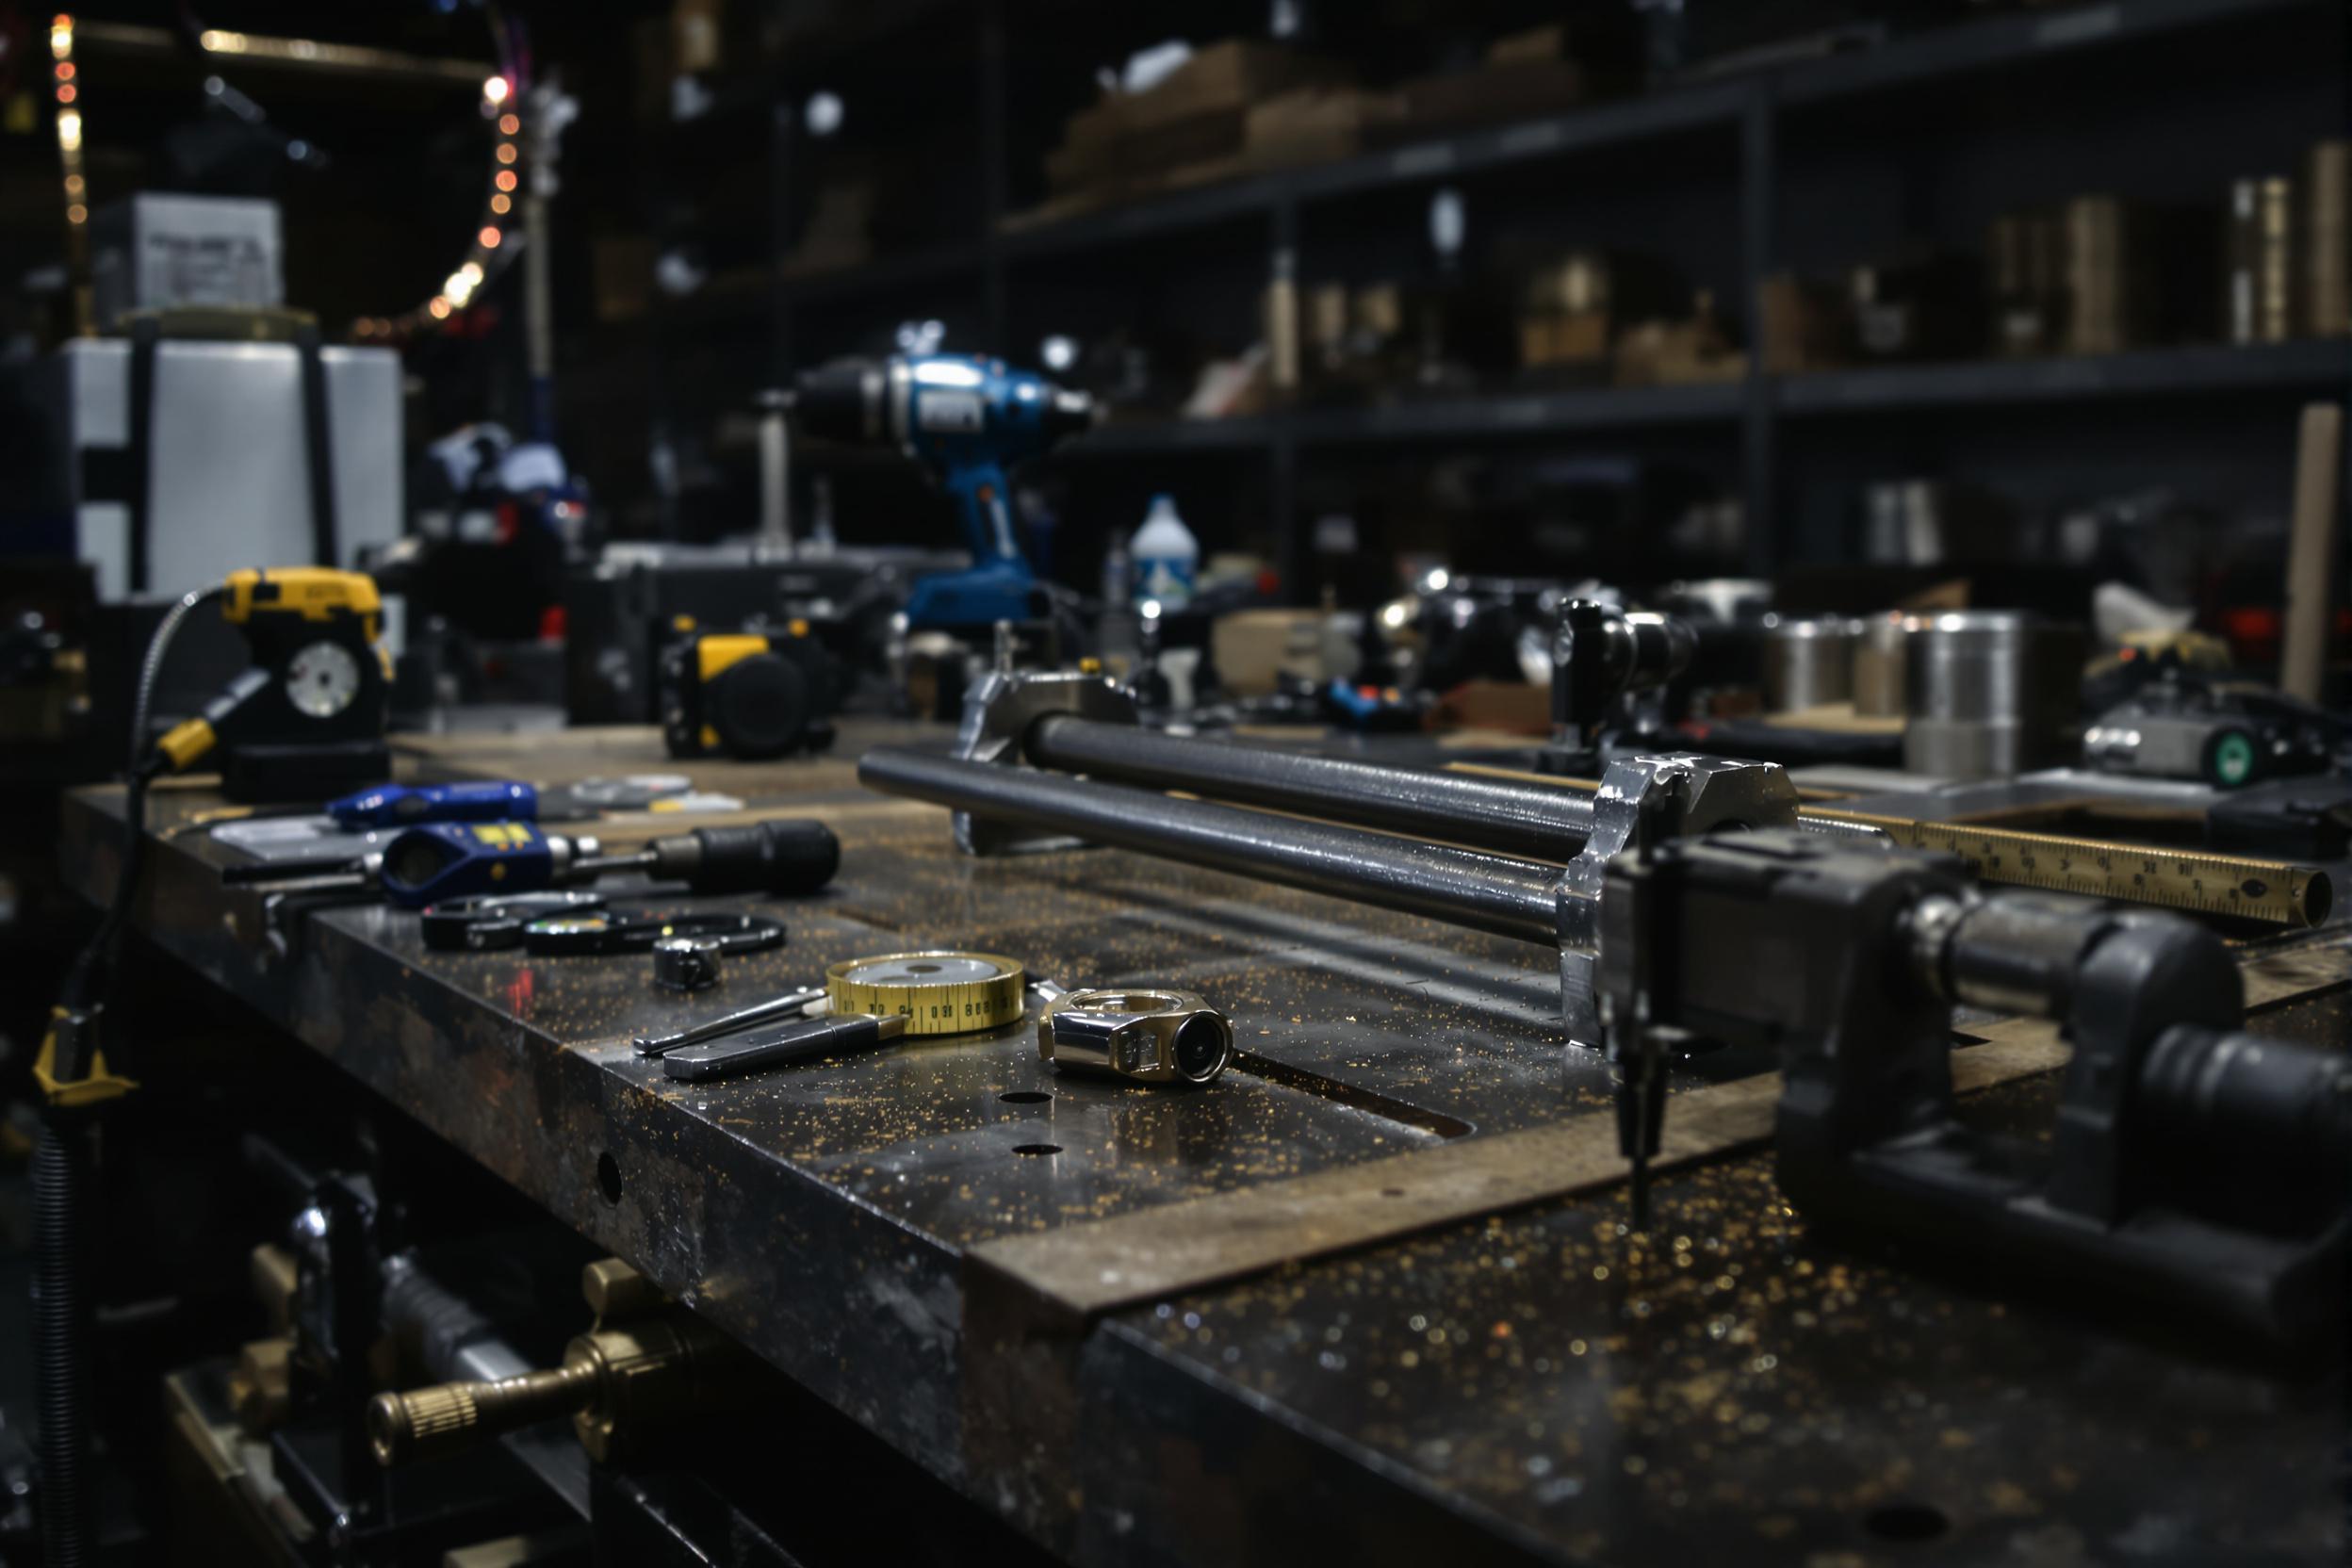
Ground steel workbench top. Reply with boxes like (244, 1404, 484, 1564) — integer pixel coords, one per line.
(60, 721, 2347, 1566)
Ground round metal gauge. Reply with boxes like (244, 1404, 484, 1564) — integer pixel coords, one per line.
(824, 950, 1028, 1035)
(286, 639, 363, 718)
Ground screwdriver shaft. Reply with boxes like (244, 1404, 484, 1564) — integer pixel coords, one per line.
(633, 985, 827, 1055)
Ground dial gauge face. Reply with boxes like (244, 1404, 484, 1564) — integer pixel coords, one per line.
(286, 640, 361, 719)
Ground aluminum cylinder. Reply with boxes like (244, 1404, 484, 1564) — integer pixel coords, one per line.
(1762, 616, 1858, 712)
(1851, 612, 1917, 717)
(1903, 612, 2086, 778)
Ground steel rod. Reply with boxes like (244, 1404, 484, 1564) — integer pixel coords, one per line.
(1027, 717, 1890, 858)
(858, 749, 1561, 945)
(1025, 716, 1598, 862)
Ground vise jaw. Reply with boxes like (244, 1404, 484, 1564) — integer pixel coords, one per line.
(1557, 754, 1800, 1048)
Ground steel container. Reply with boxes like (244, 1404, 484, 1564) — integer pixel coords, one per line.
(1762, 616, 1859, 712)
(1903, 612, 2086, 777)
(1852, 612, 1919, 717)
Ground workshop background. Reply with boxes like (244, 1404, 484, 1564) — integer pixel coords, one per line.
(0, 0, 2349, 1565)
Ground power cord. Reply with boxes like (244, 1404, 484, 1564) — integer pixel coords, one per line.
(55, 582, 221, 1070)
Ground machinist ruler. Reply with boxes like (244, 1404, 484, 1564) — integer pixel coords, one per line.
(1806, 810, 2331, 928)
(1446, 762, 2330, 928)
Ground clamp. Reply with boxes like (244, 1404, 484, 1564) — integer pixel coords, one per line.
(32, 1006, 137, 1109)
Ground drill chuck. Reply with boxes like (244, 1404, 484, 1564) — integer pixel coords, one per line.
(790, 362, 887, 445)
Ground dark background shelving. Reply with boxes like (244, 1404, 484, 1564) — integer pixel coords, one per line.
(542, 0, 2346, 606)
(13, 2, 2332, 604)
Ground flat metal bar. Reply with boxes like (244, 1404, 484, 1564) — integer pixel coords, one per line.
(969, 940, 2352, 1329)
(1025, 716, 1599, 862)
(857, 748, 1562, 945)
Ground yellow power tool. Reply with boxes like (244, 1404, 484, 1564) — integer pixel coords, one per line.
(155, 567, 393, 803)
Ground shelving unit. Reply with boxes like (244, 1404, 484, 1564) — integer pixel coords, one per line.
(607, 0, 2348, 588)
(1067, 340, 2349, 454)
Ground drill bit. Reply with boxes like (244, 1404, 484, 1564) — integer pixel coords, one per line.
(1615, 1037, 1664, 1231)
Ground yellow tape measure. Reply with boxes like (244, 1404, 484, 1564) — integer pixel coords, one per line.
(1822, 813, 2332, 928)
(825, 951, 1028, 1035)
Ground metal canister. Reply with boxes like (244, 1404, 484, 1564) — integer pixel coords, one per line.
(1903, 612, 2086, 778)
(1762, 616, 1858, 712)
(1852, 612, 1917, 717)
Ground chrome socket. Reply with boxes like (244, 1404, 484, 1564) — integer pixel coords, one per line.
(1038, 988, 1233, 1086)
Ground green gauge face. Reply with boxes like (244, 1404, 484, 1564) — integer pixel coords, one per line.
(2212, 731, 2256, 787)
(286, 640, 361, 718)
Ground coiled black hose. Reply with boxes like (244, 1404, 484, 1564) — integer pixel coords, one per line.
(38, 581, 222, 1560)
(32, 1118, 93, 1567)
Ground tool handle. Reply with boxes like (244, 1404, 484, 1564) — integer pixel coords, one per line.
(662, 1012, 890, 1081)
(329, 780, 536, 829)
(658, 820, 841, 896)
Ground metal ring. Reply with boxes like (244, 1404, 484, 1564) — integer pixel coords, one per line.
(652, 934, 726, 993)
(520, 909, 788, 957)
(419, 890, 610, 952)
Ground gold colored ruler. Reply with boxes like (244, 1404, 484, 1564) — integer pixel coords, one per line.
(825, 952, 1028, 1035)
(1814, 812, 2332, 927)
(1446, 762, 2331, 927)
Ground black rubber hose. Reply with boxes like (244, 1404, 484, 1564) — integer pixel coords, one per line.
(32, 1117, 93, 1567)
(39, 582, 220, 1560)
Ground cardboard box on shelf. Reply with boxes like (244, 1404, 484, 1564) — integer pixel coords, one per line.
(1245, 87, 1405, 171)
(1397, 58, 1589, 136)
(89, 194, 282, 331)
(1127, 40, 1347, 131)
(1519, 312, 1611, 369)
(672, 0, 724, 74)
(1214, 609, 1324, 696)
(1758, 272, 1850, 372)
(1041, 39, 1349, 204)
(1614, 294, 1747, 386)
(1385, 19, 1636, 139)
(1517, 250, 1682, 371)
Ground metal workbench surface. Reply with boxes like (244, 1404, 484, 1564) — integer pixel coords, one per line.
(59, 722, 2347, 1567)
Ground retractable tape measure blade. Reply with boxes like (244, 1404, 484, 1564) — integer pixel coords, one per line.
(1823, 812, 2332, 927)
(825, 951, 1027, 1035)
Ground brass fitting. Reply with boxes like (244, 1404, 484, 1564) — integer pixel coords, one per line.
(366, 1258, 758, 1468)
(1038, 988, 1234, 1086)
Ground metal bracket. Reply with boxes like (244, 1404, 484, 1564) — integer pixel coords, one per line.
(1558, 753, 1800, 1049)
(950, 667, 1138, 856)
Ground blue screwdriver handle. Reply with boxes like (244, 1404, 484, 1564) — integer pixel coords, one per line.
(377, 821, 558, 908)
(327, 780, 538, 829)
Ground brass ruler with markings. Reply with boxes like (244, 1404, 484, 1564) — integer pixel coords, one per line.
(1813, 811, 2332, 927)
(1446, 762, 2333, 928)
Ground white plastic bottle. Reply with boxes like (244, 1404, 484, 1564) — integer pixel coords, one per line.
(1130, 493, 1199, 609)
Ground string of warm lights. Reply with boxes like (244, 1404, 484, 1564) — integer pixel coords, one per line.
(351, 56, 528, 343)
(51, 12, 92, 333)
(51, 7, 526, 347)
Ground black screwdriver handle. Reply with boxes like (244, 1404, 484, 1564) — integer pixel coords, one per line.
(651, 820, 841, 896)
